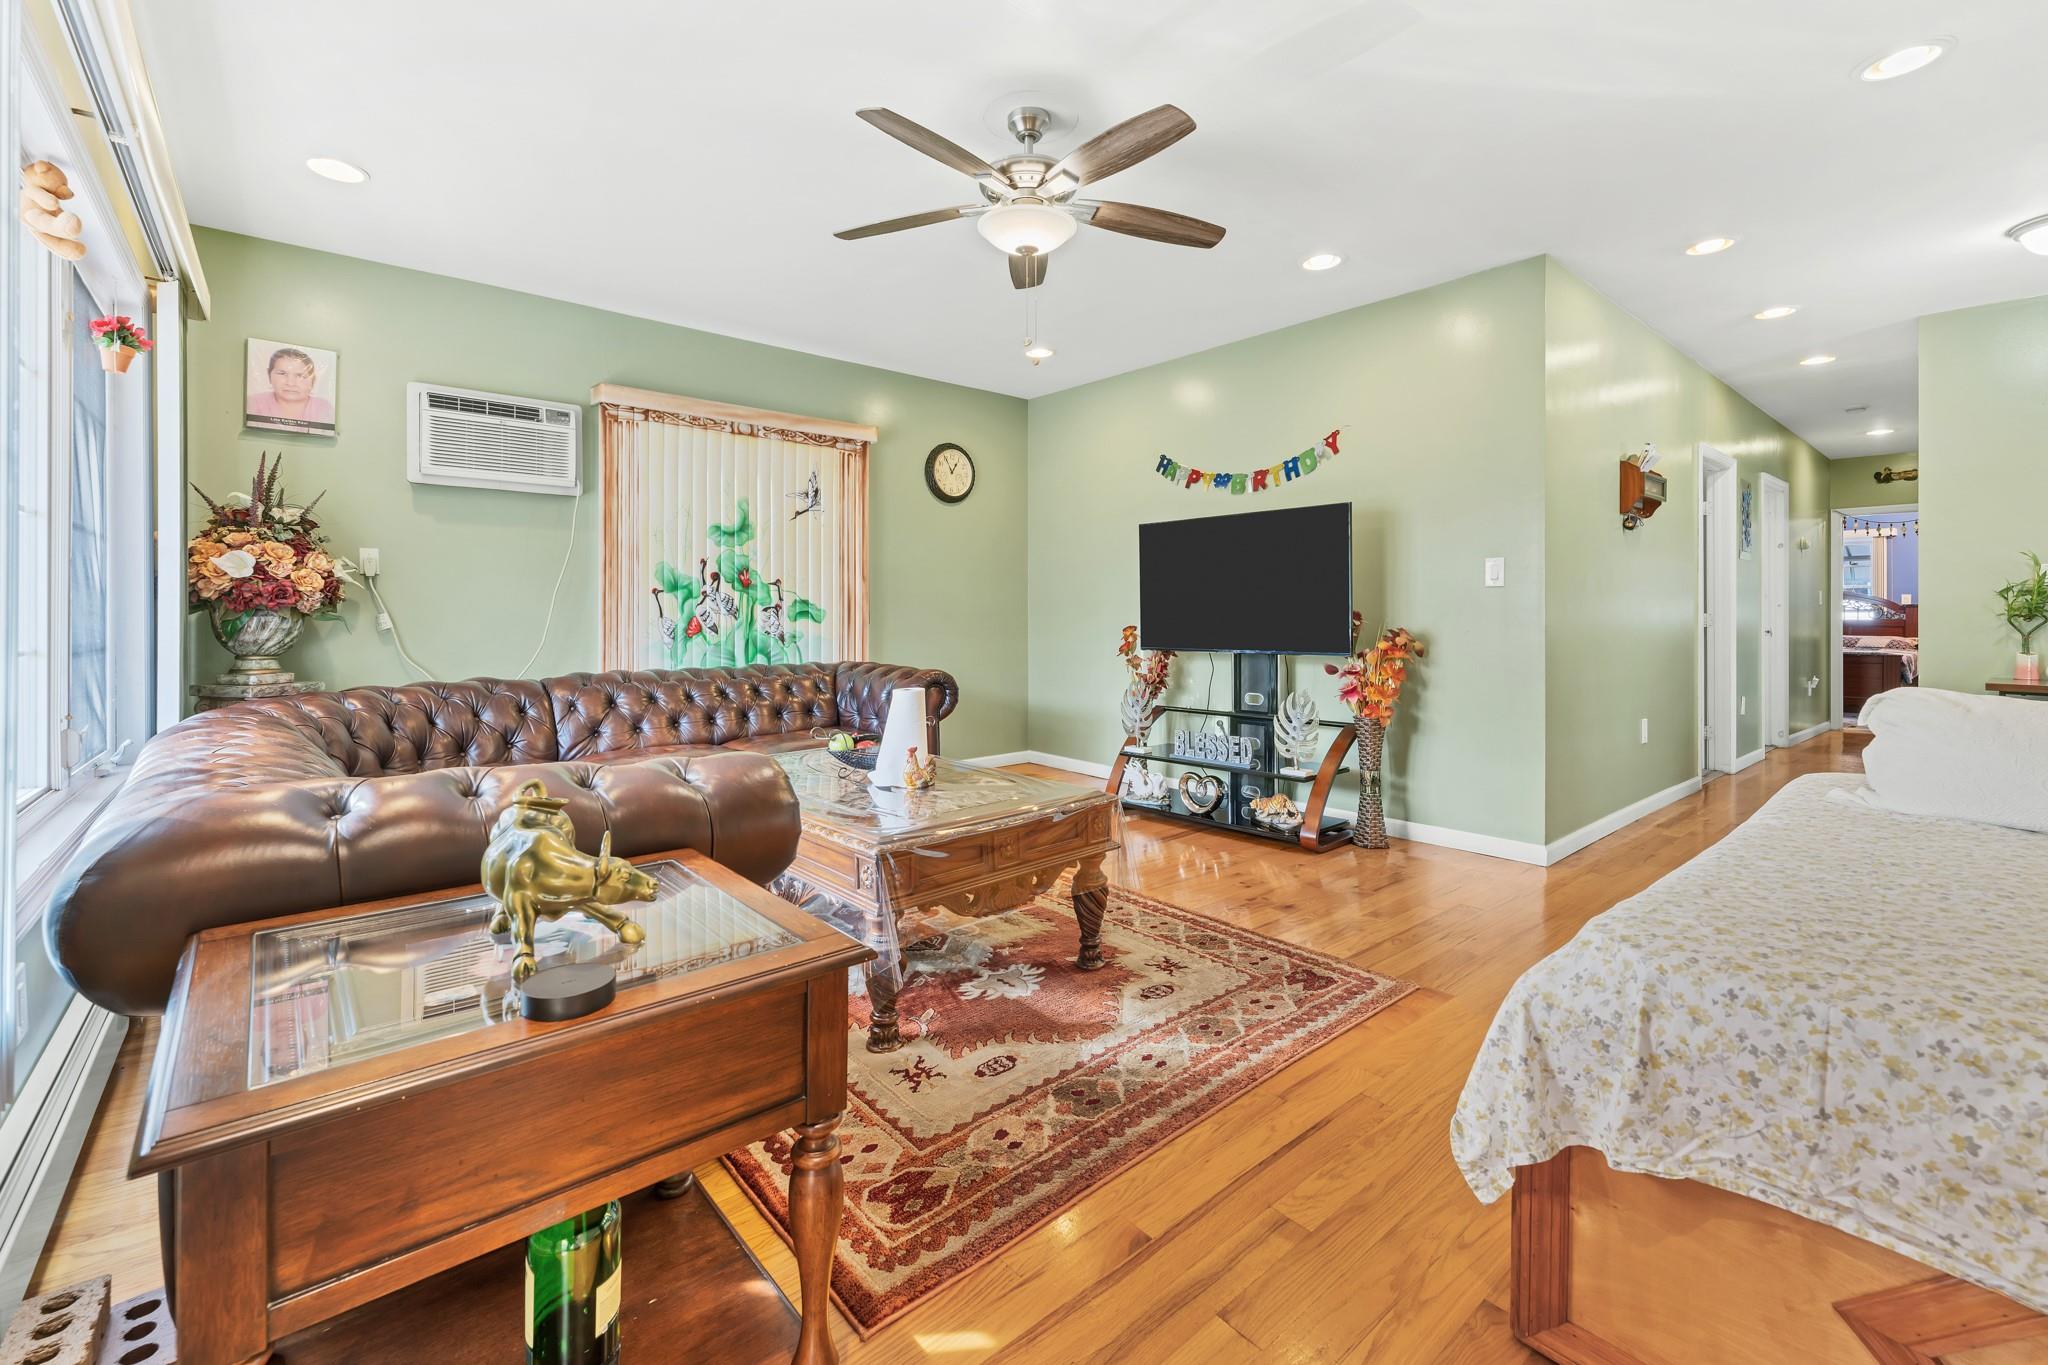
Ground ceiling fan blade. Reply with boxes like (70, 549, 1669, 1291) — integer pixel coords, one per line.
(834, 207, 971, 240)
(1009, 252, 1048, 290)
(1046, 105, 1196, 188)
(855, 108, 1003, 182)
(1083, 201, 1226, 248)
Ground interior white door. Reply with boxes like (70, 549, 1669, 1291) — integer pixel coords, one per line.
(1761, 475, 1790, 746)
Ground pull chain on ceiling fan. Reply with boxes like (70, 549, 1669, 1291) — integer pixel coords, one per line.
(834, 103, 1226, 291)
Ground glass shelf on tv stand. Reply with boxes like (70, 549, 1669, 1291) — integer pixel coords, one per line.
(1117, 747, 1348, 783)
(1146, 702, 1354, 727)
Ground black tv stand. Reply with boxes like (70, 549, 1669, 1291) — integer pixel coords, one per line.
(1103, 653, 1357, 853)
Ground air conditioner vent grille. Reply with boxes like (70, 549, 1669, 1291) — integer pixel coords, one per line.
(407, 382, 581, 496)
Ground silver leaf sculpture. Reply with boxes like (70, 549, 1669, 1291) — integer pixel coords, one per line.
(1119, 682, 1155, 749)
(1275, 689, 1322, 771)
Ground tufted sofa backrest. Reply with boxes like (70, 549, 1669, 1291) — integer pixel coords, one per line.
(545, 666, 840, 760)
(230, 679, 562, 776)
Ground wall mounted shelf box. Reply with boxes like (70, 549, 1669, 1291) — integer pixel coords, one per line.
(1619, 460, 1667, 530)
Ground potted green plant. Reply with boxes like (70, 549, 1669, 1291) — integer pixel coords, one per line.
(1996, 551, 2048, 683)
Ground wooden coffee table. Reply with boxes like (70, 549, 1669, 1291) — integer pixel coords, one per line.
(134, 848, 872, 1365)
(774, 751, 1119, 1052)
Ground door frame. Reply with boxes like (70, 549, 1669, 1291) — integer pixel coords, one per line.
(1699, 445, 1738, 774)
(1759, 473, 1790, 747)
(1830, 502, 1910, 726)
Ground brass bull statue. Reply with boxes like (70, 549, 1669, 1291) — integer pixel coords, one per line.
(481, 779, 658, 982)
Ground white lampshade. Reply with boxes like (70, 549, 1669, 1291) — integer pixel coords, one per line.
(870, 688, 929, 789)
(977, 203, 1077, 257)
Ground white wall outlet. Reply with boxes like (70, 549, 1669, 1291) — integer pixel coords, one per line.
(358, 546, 382, 576)
(1639, 717, 1649, 744)
(1740, 695, 1747, 717)
(1484, 557, 1506, 587)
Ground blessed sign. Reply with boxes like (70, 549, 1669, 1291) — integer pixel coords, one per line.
(1171, 729, 1260, 768)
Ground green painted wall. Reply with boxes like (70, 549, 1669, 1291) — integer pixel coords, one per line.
(184, 229, 1030, 758)
(1919, 295, 2048, 692)
(1830, 452, 1917, 509)
(1541, 262, 1831, 840)
(1026, 259, 1551, 846)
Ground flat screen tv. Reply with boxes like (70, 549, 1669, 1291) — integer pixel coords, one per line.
(1138, 502, 1353, 654)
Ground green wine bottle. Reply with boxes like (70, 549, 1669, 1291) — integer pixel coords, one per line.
(525, 1200, 622, 1364)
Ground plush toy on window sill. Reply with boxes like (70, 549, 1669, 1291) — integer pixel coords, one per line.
(19, 160, 85, 261)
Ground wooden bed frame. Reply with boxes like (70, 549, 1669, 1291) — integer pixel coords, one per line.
(1512, 1148, 2048, 1364)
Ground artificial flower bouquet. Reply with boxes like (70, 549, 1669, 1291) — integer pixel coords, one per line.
(1325, 612, 1424, 726)
(89, 314, 152, 372)
(187, 453, 350, 638)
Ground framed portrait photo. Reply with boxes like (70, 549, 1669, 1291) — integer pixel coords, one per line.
(244, 338, 338, 436)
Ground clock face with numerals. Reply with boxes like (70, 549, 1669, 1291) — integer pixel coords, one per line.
(925, 443, 975, 504)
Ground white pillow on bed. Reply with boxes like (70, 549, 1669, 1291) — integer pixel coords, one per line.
(1850, 687, 2048, 832)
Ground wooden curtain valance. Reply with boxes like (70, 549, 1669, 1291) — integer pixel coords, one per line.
(589, 384, 877, 452)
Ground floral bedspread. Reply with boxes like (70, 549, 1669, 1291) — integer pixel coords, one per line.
(1451, 773, 2048, 1312)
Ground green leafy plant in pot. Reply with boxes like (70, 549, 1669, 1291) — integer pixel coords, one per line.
(1996, 551, 2048, 684)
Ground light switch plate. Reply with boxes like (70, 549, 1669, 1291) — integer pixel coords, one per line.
(1484, 557, 1505, 587)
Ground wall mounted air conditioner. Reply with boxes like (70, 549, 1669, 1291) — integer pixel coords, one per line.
(406, 382, 582, 495)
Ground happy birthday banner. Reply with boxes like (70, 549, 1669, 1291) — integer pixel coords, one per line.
(1155, 429, 1341, 493)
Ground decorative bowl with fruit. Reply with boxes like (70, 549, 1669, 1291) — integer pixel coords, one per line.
(814, 728, 883, 771)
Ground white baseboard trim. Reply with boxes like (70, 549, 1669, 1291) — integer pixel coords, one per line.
(964, 750, 1114, 780)
(1007, 752, 1711, 870)
(1541, 774, 1704, 867)
(1731, 747, 1766, 773)
(1785, 721, 1834, 745)
(1385, 818, 1547, 865)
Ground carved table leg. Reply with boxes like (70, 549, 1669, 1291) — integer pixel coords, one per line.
(1072, 852, 1109, 971)
(863, 956, 903, 1052)
(788, 1116, 844, 1365)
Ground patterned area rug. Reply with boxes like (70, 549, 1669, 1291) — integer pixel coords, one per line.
(725, 882, 1414, 1334)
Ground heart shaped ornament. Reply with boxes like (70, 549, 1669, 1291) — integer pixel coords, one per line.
(1178, 772, 1224, 814)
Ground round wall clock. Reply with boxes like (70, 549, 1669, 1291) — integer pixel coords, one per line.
(925, 443, 976, 504)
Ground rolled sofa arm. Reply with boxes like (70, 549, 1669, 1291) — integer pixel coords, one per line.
(46, 746, 801, 1017)
(833, 662, 960, 754)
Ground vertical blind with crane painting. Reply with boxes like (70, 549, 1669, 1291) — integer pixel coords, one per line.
(594, 385, 871, 672)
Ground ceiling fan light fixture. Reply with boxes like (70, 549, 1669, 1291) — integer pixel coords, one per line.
(2006, 214, 2048, 256)
(1301, 252, 1343, 271)
(1023, 342, 1055, 364)
(1685, 237, 1736, 256)
(977, 202, 1077, 257)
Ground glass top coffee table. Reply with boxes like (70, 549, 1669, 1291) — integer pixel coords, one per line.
(773, 750, 1120, 1052)
(135, 848, 870, 1365)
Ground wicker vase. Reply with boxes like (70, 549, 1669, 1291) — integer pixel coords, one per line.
(1353, 716, 1388, 849)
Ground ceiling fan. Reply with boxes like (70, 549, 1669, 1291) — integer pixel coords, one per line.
(834, 104, 1225, 289)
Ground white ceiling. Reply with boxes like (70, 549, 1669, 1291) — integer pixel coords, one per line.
(135, 1, 2048, 458)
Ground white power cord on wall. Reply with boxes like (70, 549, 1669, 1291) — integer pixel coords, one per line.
(363, 488, 581, 680)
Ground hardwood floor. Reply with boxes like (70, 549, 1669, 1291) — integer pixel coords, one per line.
(30, 733, 1869, 1362)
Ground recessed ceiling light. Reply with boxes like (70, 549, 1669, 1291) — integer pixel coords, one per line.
(1866, 427, 1896, 437)
(1799, 354, 1838, 366)
(2006, 215, 2048, 256)
(1857, 42, 1948, 82)
(1753, 305, 1798, 320)
(1300, 252, 1343, 271)
(1685, 237, 1736, 256)
(305, 156, 369, 184)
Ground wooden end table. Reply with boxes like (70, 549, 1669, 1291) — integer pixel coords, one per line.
(773, 752, 1118, 1053)
(134, 849, 872, 1365)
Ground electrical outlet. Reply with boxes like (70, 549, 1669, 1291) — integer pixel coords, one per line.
(1484, 557, 1505, 587)
(1639, 718, 1649, 744)
(1740, 696, 1747, 717)
(359, 546, 381, 576)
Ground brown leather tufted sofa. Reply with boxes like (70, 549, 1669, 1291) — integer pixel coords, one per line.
(47, 661, 958, 1016)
